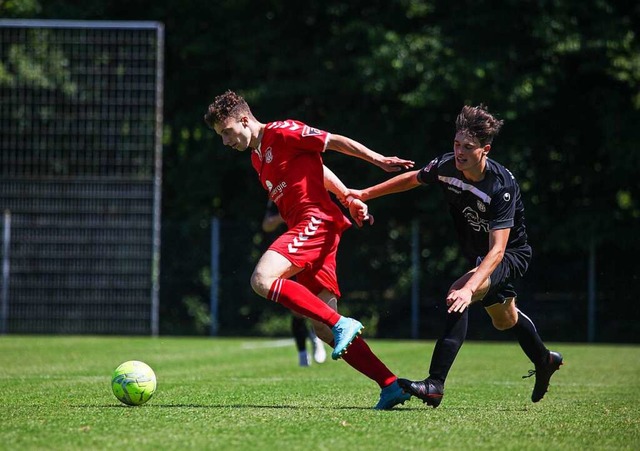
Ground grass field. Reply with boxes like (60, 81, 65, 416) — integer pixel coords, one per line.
(1, 336, 638, 450)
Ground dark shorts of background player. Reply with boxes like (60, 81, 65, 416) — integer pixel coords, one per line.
(475, 245, 532, 307)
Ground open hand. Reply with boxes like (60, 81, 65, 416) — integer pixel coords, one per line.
(446, 287, 473, 313)
(375, 156, 415, 172)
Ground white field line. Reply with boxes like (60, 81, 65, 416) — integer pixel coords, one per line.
(241, 339, 294, 350)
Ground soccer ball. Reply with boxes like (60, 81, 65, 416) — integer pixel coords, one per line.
(111, 360, 157, 406)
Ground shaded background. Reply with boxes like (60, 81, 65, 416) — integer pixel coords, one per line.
(2, 0, 639, 342)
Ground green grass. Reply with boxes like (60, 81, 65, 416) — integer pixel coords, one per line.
(1, 336, 638, 450)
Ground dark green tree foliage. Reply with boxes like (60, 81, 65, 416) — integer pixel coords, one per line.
(5, 0, 638, 339)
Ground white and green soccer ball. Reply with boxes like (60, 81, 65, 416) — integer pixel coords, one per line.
(111, 360, 157, 406)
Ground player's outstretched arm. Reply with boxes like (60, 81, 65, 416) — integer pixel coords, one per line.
(326, 134, 414, 172)
(351, 170, 422, 202)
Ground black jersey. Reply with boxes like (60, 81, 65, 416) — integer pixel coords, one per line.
(265, 199, 280, 217)
(417, 152, 529, 263)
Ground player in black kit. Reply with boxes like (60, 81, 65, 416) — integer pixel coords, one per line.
(350, 105, 563, 407)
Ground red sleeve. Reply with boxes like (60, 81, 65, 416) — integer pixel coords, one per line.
(268, 120, 328, 153)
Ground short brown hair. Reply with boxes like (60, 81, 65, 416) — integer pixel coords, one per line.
(455, 104, 504, 146)
(204, 90, 253, 129)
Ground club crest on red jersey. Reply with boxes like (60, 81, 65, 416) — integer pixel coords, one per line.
(302, 125, 322, 137)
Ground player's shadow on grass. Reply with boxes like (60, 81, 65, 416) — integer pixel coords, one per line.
(75, 403, 428, 411)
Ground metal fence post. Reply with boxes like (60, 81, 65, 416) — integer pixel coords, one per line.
(1, 210, 11, 335)
(210, 216, 220, 337)
(587, 237, 596, 342)
(411, 219, 420, 339)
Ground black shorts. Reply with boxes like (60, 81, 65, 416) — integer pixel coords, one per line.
(476, 245, 532, 307)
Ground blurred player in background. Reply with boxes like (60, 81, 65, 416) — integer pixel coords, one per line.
(349, 104, 563, 407)
(204, 90, 415, 409)
(262, 199, 327, 367)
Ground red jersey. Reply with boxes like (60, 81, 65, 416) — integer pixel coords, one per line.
(251, 120, 351, 231)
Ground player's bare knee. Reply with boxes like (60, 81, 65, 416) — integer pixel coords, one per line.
(492, 316, 517, 330)
(249, 270, 271, 298)
(248, 275, 262, 296)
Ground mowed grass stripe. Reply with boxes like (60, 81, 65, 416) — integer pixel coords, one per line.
(1, 336, 638, 450)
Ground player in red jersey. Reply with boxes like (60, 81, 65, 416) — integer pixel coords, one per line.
(204, 90, 415, 409)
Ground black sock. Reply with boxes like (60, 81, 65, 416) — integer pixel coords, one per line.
(428, 309, 468, 384)
(509, 309, 548, 366)
(291, 316, 308, 352)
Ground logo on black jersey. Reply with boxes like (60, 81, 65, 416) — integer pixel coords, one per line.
(503, 192, 511, 202)
(463, 207, 489, 232)
(476, 200, 486, 212)
(425, 157, 438, 173)
(302, 125, 322, 137)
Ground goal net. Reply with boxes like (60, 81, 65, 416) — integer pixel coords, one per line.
(0, 20, 164, 335)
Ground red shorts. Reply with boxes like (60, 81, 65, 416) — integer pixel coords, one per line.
(268, 216, 345, 297)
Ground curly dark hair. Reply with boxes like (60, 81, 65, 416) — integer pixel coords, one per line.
(203, 90, 253, 129)
(455, 104, 504, 146)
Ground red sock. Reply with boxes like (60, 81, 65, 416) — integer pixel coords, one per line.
(268, 278, 341, 326)
(333, 336, 397, 388)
